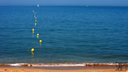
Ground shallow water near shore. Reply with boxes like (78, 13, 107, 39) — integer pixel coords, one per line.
(0, 6, 128, 63)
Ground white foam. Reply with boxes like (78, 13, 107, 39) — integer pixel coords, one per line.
(10, 64, 21, 66)
(10, 63, 27, 66)
(6, 63, 128, 67)
(34, 64, 85, 67)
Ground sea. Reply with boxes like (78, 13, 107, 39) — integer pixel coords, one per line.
(0, 6, 128, 63)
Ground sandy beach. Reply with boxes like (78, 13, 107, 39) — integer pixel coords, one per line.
(0, 63, 127, 72)
(0, 67, 127, 72)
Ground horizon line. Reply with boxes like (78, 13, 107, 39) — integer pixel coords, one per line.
(0, 5, 128, 7)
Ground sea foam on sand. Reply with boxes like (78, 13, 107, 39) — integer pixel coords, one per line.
(0, 63, 127, 67)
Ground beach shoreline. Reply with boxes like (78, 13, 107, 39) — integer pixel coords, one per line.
(0, 63, 127, 67)
(0, 64, 127, 72)
(0, 63, 127, 72)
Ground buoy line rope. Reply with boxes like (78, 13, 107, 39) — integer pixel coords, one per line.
(31, 0, 42, 57)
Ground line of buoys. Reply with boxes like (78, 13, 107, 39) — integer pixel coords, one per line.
(31, 3, 43, 57)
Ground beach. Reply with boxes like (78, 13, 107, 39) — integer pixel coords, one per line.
(0, 67, 127, 72)
(0, 63, 127, 72)
(0, 68, 123, 72)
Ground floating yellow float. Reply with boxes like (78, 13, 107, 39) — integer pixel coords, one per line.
(32, 28, 34, 34)
(39, 39, 42, 44)
(36, 33, 40, 38)
(31, 48, 35, 57)
(31, 48, 35, 52)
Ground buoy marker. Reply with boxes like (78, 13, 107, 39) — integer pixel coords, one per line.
(34, 19, 38, 26)
(36, 33, 40, 38)
(35, 22, 37, 26)
(31, 48, 35, 57)
(32, 28, 35, 34)
(39, 39, 42, 44)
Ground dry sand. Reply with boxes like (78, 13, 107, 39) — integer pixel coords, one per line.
(0, 67, 127, 72)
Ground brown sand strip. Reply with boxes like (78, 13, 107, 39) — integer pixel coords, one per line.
(0, 67, 127, 72)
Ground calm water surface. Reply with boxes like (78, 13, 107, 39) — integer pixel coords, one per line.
(0, 6, 128, 63)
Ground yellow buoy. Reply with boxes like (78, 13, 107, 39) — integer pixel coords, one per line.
(39, 39, 42, 44)
(36, 33, 40, 38)
(31, 48, 35, 57)
(31, 48, 35, 52)
(32, 28, 34, 34)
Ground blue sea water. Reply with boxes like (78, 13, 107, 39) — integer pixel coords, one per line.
(0, 6, 128, 63)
